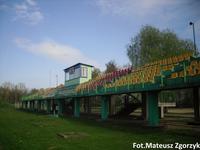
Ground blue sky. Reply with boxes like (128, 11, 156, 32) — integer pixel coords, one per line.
(0, 0, 200, 89)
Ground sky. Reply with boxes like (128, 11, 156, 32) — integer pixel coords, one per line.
(0, 0, 200, 89)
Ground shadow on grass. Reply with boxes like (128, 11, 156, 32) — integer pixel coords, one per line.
(17, 108, 199, 139)
(61, 115, 200, 138)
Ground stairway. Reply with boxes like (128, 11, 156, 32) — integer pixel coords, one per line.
(112, 102, 141, 117)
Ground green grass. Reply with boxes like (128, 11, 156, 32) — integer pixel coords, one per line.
(0, 101, 199, 150)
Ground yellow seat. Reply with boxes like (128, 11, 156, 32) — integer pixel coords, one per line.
(171, 72, 178, 78)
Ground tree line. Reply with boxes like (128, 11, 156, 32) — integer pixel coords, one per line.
(93, 25, 195, 77)
(0, 82, 41, 104)
(0, 82, 28, 104)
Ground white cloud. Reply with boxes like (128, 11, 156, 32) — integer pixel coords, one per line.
(14, 0, 43, 25)
(26, 0, 36, 6)
(14, 37, 98, 67)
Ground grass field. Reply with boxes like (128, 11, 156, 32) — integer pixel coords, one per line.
(0, 101, 199, 150)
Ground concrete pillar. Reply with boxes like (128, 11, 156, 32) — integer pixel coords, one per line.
(25, 101, 28, 109)
(37, 100, 41, 112)
(58, 100, 63, 116)
(44, 100, 47, 111)
(22, 102, 25, 109)
(193, 87, 200, 121)
(28, 101, 30, 109)
(24, 102, 26, 109)
(30, 101, 32, 111)
(20, 102, 22, 108)
(109, 95, 115, 115)
(40, 101, 42, 111)
(147, 91, 159, 126)
(46, 100, 51, 113)
(52, 100, 56, 115)
(28, 101, 31, 110)
(30, 101, 33, 111)
(33, 101, 35, 111)
(27, 101, 30, 110)
(29, 101, 33, 111)
(41, 101, 44, 111)
(43, 100, 46, 111)
(141, 92, 147, 120)
(101, 96, 110, 120)
(74, 98, 80, 117)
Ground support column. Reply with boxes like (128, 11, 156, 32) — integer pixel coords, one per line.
(25, 101, 28, 109)
(33, 101, 36, 112)
(30, 101, 33, 111)
(22, 102, 25, 109)
(52, 100, 56, 115)
(27, 101, 30, 109)
(32, 101, 35, 111)
(46, 100, 51, 113)
(41, 101, 44, 111)
(31, 101, 33, 111)
(141, 92, 147, 120)
(26, 102, 28, 109)
(101, 95, 110, 120)
(58, 100, 63, 116)
(109, 96, 115, 115)
(42, 100, 45, 111)
(147, 91, 159, 126)
(37, 100, 41, 112)
(26, 101, 29, 109)
(28, 101, 32, 110)
(26, 101, 28, 109)
(44, 100, 47, 111)
(193, 87, 200, 121)
(74, 98, 80, 117)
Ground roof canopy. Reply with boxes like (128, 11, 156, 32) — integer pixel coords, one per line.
(64, 63, 93, 72)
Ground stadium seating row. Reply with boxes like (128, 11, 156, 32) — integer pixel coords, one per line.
(76, 52, 194, 93)
(170, 59, 200, 78)
(76, 67, 132, 92)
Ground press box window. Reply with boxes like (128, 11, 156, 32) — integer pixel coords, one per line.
(81, 67, 88, 77)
